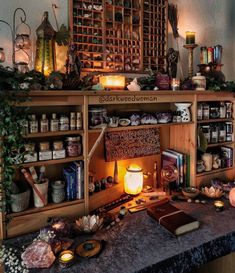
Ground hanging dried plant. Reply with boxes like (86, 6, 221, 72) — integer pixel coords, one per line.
(168, 4, 179, 39)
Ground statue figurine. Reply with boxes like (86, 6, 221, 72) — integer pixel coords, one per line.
(66, 43, 82, 78)
(166, 48, 179, 78)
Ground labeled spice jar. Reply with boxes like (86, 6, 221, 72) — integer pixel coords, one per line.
(89, 108, 107, 128)
(53, 141, 66, 159)
(39, 143, 52, 161)
(29, 114, 38, 133)
(76, 112, 82, 129)
(210, 124, 219, 143)
(219, 102, 226, 118)
(39, 142, 50, 151)
(24, 143, 37, 163)
(66, 136, 82, 157)
(201, 125, 210, 143)
(203, 103, 210, 120)
(59, 115, 69, 131)
(225, 102, 232, 118)
(40, 114, 49, 133)
(70, 112, 76, 130)
(226, 122, 233, 141)
(218, 123, 226, 142)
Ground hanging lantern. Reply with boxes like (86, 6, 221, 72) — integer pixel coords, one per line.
(35, 11, 56, 76)
(0, 48, 5, 63)
(124, 164, 143, 195)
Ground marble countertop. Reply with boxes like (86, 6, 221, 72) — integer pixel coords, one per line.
(5, 200, 235, 273)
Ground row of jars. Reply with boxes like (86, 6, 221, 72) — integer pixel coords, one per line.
(24, 136, 82, 163)
(197, 102, 232, 120)
(199, 122, 233, 144)
(24, 112, 83, 134)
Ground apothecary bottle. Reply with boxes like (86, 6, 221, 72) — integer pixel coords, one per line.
(218, 123, 226, 142)
(40, 114, 49, 132)
(70, 112, 76, 130)
(29, 114, 38, 133)
(201, 125, 210, 143)
(76, 112, 82, 129)
(226, 102, 232, 118)
(59, 115, 69, 131)
(197, 103, 203, 120)
(50, 113, 59, 132)
(219, 102, 226, 118)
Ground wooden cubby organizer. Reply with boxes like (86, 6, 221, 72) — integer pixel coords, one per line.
(1, 90, 235, 239)
(70, 0, 168, 72)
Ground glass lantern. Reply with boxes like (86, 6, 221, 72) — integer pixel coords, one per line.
(0, 47, 5, 63)
(124, 164, 143, 195)
(35, 11, 56, 76)
(15, 34, 31, 50)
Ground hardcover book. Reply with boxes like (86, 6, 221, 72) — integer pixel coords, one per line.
(147, 202, 200, 236)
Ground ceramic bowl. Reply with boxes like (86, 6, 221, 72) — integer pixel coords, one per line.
(201, 186, 223, 199)
(75, 215, 103, 234)
(182, 187, 200, 199)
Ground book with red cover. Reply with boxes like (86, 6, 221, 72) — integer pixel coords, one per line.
(147, 202, 200, 236)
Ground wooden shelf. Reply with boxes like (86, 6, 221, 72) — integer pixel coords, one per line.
(18, 156, 84, 168)
(197, 118, 233, 124)
(9, 199, 85, 218)
(207, 141, 234, 148)
(24, 130, 84, 138)
(88, 122, 194, 133)
(196, 167, 234, 177)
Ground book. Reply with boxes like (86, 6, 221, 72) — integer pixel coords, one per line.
(162, 150, 180, 187)
(70, 161, 84, 200)
(147, 202, 200, 236)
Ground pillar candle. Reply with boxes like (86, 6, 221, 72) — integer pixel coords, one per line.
(186, 31, 196, 44)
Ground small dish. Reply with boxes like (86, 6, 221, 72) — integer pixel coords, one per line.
(201, 186, 223, 199)
(119, 118, 130, 127)
(182, 187, 200, 199)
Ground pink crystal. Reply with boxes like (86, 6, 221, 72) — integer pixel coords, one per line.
(21, 240, 56, 268)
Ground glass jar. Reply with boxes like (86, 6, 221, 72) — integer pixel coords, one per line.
(53, 141, 64, 151)
(203, 103, 210, 120)
(225, 102, 232, 118)
(226, 122, 233, 141)
(197, 160, 205, 173)
(88, 108, 107, 128)
(39, 141, 50, 152)
(218, 123, 226, 142)
(53, 141, 65, 159)
(197, 103, 203, 120)
(66, 136, 82, 157)
(201, 125, 210, 143)
(210, 124, 219, 143)
(219, 102, 226, 118)
(59, 115, 69, 131)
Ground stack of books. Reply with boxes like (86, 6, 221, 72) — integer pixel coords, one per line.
(63, 161, 84, 201)
(162, 149, 190, 190)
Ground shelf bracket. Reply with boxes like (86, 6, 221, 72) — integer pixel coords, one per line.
(87, 124, 107, 164)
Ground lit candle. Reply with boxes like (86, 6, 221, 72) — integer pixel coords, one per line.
(186, 31, 196, 45)
(214, 200, 224, 212)
(59, 250, 74, 267)
(99, 75, 126, 89)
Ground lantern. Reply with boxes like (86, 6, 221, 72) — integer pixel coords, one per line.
(99, 75, 125, 89)
(0, 48, 5, 63)
(124, 164, 143, 195)
(35, 11, 56, 76)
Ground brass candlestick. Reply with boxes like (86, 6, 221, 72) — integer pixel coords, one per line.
(183, 44, 198, 78)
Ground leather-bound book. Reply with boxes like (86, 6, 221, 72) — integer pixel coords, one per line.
(147, 202, 200, 236)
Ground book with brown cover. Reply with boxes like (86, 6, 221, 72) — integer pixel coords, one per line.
(147, 202, 200, 236)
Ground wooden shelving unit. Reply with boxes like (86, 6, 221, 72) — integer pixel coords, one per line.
(1, 90, 235, 239)
(71, 0, 168, 72)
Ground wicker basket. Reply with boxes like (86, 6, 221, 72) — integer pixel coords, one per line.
(10, 189, 30, 212)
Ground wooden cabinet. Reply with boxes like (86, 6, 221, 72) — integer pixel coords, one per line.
(70, 0, 168, 72)
(1, 90, 234, 239)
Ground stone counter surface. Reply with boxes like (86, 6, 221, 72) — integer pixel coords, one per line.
(5, 200, 235, 273)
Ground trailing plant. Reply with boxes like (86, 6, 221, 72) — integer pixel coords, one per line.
(0, 66, 36, 212)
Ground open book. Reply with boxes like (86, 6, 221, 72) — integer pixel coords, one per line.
(147, 202, 200, 236)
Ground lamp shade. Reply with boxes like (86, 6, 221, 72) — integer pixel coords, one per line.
(124, 164, 143, 195)
(99, 75, 125, 89)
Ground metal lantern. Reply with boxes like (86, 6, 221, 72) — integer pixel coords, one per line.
(15, 34, 31, 50)
(0, 47, 5, 63)
(35, 11, 56, 76)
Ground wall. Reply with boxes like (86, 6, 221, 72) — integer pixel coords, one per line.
(0, 0, 69, 70)
(0, 0, 235, 80)
(169, 0, 235, 80)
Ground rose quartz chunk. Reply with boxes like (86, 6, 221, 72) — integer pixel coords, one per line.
(21, 240, 56, 268)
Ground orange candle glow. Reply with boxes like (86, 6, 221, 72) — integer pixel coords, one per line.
(99, 75, 125, 89)
(186, 31, 196, 45)
(124, 164, 143, 195)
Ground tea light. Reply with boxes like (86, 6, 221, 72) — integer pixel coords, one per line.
(59, 250, 74, 268)
(186, 31, 196, 45)
(214, 200, 224, 212)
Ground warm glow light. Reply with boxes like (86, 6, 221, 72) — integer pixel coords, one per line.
(59, 251, 74, 263)
(185, 31, 196, 45)
(99, 75, 125, 89)
(124, 164, 143, 195)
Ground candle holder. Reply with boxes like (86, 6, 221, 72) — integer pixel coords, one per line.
(59, 250, 75, 268)
(214, 200, 224, 212)
(183, 44, 198, 78)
